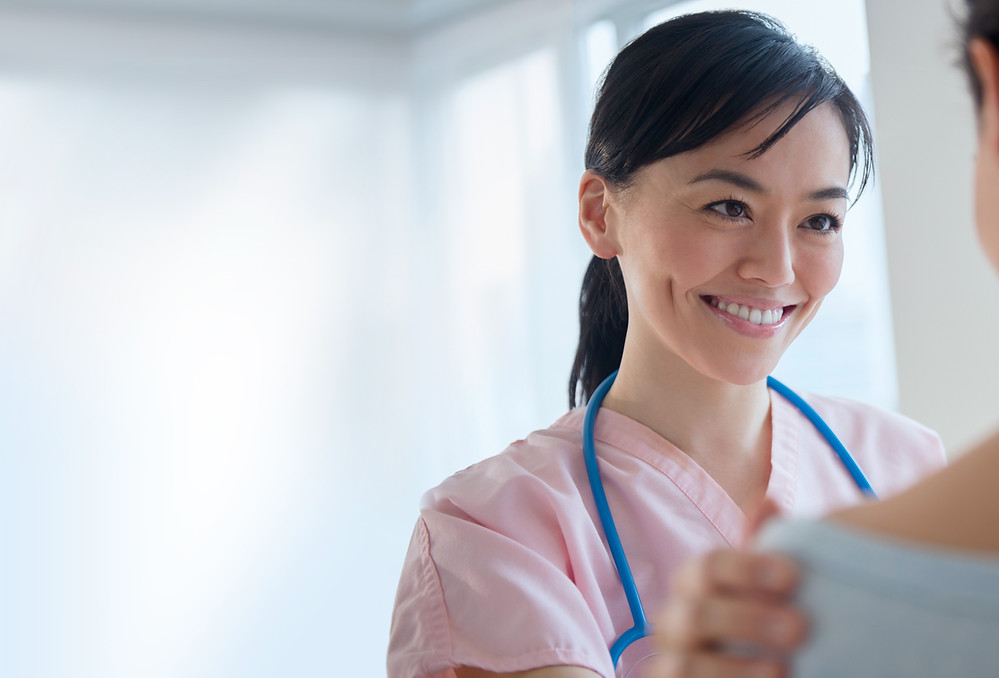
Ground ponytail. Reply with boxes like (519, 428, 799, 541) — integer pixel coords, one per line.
(568, 255, 628, 408)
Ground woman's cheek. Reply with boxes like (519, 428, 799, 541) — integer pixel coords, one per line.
(802, 240, 844, 298)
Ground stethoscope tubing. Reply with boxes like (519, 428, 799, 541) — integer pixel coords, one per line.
(764, 375, 877, 497)
(582, 370, 877, 669)
(582, 370, 650, 666)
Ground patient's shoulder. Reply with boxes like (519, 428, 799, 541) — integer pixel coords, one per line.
(833, 429, 999, 555)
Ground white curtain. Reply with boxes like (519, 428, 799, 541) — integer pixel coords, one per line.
(0, 1, 886, 676)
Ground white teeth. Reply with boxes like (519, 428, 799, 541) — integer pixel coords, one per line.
(711, 298, 784, 326)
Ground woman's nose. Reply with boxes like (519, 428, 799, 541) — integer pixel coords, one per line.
(735, 225, 795, 287)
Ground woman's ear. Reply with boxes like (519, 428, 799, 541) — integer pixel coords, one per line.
(578, 169, 621, 259)
(970, 38, 999, 154)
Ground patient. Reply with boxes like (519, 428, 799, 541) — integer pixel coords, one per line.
(753, 0, 999, 675)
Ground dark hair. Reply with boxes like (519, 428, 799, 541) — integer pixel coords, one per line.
(962, 0, 999, 106)
(568, 10, 875, 408)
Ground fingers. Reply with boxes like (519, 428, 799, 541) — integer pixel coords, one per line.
(652, 549, 808, 678)
(646, 650, 786, 678)
(657, 591, 807, 651)
(670, 549, 799, 601)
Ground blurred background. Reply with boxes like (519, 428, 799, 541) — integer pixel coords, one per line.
(1, 0, 995, 676)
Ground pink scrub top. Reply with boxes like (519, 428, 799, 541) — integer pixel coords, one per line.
(387, 390, 947, 678)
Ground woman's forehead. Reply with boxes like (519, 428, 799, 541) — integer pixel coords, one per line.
(638, 104, 852, 195)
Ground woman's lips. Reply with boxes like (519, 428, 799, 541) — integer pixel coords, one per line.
(703, 295, 797, 336)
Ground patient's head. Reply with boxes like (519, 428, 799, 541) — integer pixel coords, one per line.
(962, 0, 999, 106)
(964, 0, 999, 269)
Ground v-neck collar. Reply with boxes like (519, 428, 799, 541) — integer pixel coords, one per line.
(562, 388, 802, 546)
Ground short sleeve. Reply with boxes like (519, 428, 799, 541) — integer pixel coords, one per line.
(388, 518, 453, 677)
(387, 498, 616, 678)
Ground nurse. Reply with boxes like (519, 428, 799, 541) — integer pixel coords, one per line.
(388, 10, 946, 678)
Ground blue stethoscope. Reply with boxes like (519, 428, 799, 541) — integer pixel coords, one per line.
(583, 370, 877, 668)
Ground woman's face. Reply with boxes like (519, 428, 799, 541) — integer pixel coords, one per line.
(971, 40, 999, 273)
(606, 102, 852, 385)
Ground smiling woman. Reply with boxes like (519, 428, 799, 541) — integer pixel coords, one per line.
(580, 102, 851, 396)
(387, 10, 947, 678)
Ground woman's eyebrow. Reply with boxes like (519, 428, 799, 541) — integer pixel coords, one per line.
(689, 168, 849, 201)
(808, 186, 850, 201)
(689, 169, 764, 192)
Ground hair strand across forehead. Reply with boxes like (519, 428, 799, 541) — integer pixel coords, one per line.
(585, 10, 872, 196)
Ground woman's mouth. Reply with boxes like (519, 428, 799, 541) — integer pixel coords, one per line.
(704, 296, 793, 326)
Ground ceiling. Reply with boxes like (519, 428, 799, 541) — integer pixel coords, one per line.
(0, 0, 516, 33)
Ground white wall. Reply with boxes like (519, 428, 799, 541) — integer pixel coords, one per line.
(866, 0, 999, 453)
(0, 8, 416, 677)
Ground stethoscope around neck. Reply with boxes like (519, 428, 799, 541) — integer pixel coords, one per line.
(582, 370, 877, 669)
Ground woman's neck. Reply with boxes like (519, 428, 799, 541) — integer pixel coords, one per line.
(600, 348, 774, 513)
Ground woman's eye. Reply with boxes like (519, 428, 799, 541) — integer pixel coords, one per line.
(803, 214, 840, 232)
(708, 201, 747, 218)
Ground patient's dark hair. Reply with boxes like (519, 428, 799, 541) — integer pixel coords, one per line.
(568, 10, 875, 408)
(962, 0, 999, 106)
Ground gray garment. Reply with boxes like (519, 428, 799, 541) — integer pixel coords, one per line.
(756, 519, 999, 677)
